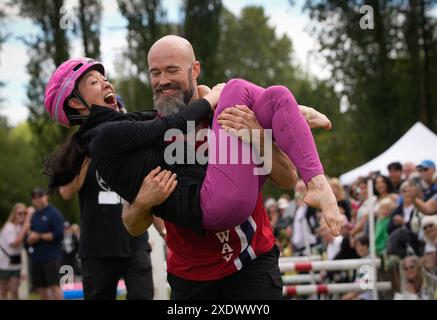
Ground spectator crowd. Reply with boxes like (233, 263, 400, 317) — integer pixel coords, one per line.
(265, 159, 437, 300)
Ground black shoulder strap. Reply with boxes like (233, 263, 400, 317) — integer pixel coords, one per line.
(0, 245, 11, 258)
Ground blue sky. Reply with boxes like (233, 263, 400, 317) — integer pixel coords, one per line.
(0, 0, 324, 126)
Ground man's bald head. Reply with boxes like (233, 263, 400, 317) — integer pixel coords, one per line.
(147, 35, 201, 115)
(148, 35, 196, 66)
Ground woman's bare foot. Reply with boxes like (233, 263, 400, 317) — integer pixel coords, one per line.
(299, 105, 332, 130)
(304, 174, 343, 236)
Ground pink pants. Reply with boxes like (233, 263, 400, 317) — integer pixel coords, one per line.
(200, 79, 324, 230)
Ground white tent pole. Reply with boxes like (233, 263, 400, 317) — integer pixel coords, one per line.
(367, 179, 379, 300)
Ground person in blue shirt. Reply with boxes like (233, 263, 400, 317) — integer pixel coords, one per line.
(27, 187, 64, 300)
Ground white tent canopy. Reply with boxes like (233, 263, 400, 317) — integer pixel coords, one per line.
(339, 122, 437, 185)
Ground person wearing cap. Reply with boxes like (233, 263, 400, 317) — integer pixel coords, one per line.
(408, 160, 437, 215)
(417, 160, 437, 201)
(27, 187, 64, 300)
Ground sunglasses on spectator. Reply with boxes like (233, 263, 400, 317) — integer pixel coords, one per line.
(403, 264, 416, 271)
(418, 167, 429, 172)
(423, 224, 434, 230)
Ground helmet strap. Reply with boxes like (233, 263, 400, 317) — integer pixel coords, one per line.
(72, 90, 91, 110)
(66, 90, 91, 124)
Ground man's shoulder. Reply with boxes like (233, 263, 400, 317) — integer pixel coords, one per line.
(46, 205, 63, 217)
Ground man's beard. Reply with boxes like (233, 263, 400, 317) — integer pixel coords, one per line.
(153, 76, 194, 116)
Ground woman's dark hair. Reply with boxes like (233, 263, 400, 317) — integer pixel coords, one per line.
(44, 131, 87, 193)
(373, 174, 395, 197)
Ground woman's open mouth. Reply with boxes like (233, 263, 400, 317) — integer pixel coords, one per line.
(104, 93, 117, 107)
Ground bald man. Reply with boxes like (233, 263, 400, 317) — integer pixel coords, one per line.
(148, 36, 199, 116)
(123, 35, 335, 300)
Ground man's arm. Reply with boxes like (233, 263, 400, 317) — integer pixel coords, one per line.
(413, 196, 437, 215)
(36, 210, 64, 243)
(122, 200, 154, 237)
(153, 216, 167, 239)
(408, 186, 437, 215)
(122, 167, 177, 236)
(59, 157, 91, 200)
(269, 143, 298, 189)
(27, 231, 57, 245)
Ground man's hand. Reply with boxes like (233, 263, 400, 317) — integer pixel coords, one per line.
(59, 157, 91, 200)
(217, 105, 262, 145)
(217, 104, 333, 145)
(27, 231, 40, 245)
(135, 166, 178, 208)
(122, 166, 177, 236)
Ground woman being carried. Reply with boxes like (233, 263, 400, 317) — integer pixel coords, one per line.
(44, 58, 342, 235)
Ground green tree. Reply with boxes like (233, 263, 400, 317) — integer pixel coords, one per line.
(404, 0, 436, 130)
(17, 0, 70, 158)
(0, 120, 43, 223)
(77, 0, 102, 59)
(183, 0, 222, 86)
(304, 0, 437, 166)
(116, 0, 167, 111)
(16, 0, 79, 220)
(0, 5, 8, 105)
(0, 120, 79, 224)
(215, 7, 297, 87)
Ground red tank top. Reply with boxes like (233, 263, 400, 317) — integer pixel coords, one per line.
(165, 193, 275, 281)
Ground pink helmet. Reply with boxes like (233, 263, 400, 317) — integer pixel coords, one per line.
(44, 57, 105, 127)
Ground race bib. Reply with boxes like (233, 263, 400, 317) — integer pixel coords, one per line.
(98, 191, 121, 205)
